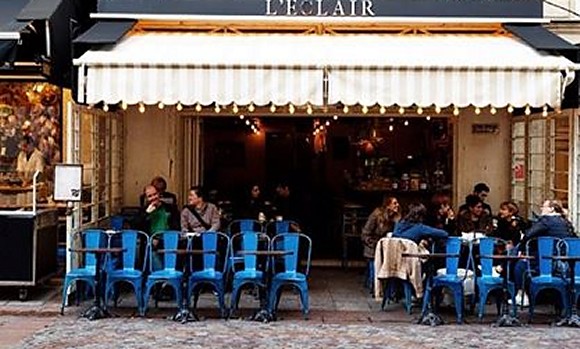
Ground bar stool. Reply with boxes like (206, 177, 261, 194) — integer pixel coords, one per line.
(341, 202, 366, 268)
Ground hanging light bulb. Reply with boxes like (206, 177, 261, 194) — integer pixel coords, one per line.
(435, 105, 441, 114)
(507, 105, 514, 113)
(195, 103, 202, 112)
(239, 114, 245, 120)
(426, 116, 431, 121)
(319, 125, 325, 131)
(361, 105, 368, 114)
(248, 103, 255, 113)
(389, 125, 394, 132)
(542, 105, 548, 117)
(474, 106, 481, 115)
(245, 120, 250, 126)
(525, 105, 531, 115)
(325, 120, 330, 126)
(87, 104, 93, 110)
(417, 106, 423, 115)
(490, 106, 497, 115)
(453, 106, 459, 116)
(158, 102, 165, 110)
(138, 103, 145, 114)
(404, 120, 409, 126)
(256, 131, 261, 135)
(102, 104, 109, 112)
(398, 106, 405, 115)
(270, 104, 276, 113)
(232, 104, 239, 114)
(379, 105, 386, 114)
(288, 104, 295, 114)
(176, 102, 183, 111)
(306, 104, 313, 115)
(333, 115, 338, 120)
(343, 105, 349, 114)
(120, 101, 128, 111)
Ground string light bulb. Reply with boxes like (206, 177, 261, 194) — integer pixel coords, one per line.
(333, 115, 338, 120)
(474, 106, 481, 115)
(288, 104, 295, 114)
(453, 106, 459, 116)
(426, 116, 431, 121)
(120, 101, 128, 111)
(379, 105, 386, 114)
(214, 104, 221, 113)
(138, 103, 145, 114)
(524, 105, 531, 115)
(325, 120, 330, 126)
(542, 105, 548, 117)
(389, 125, 394, 132)
(102, 104, 109, 112)
(507, 105, 514, 113)
(417, 106, 423, 115)
(307, 104, 313, 115)
(404, 120, 409, 126)
(490, 106, 497, 115)
(232, 104, 239, 114)
(195, 103, 202, 112)
(245, 120, 250, 126)
(239, 114, 245, 120)
(343, 105, 349, 114)
(398, 106, 405, 115)
(158, 102, 164, 110)
(270, 104, 276, 113)
(361, 105, 368, 114)
(176, 102, 183, 111)
(248, 103, 255, 113)
(435, 105, 441, 114)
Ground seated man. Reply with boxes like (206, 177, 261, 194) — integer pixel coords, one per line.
(139, 176, 178, 211)
(181, 186, 221, 234)
(456, 194, 492, 234)
(458, 182, 492, 216)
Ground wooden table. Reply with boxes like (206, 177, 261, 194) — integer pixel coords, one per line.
(69, 247, 126, 320)
(402, 253, 459, 326)
(480, 254, 534, 327)
(543, 255, 580, 327)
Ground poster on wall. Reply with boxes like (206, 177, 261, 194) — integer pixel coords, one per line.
(54, 164, 82, 201)
(513, 157, 525, 182)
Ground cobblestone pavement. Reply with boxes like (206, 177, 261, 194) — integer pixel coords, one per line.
(13, 316, 580, 349)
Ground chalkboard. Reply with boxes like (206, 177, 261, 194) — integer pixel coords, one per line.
(53, 164, 82, 201)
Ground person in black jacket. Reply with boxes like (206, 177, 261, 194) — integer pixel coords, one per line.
(489, 201, 527, 248)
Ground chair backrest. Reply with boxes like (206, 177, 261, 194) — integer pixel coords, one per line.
(230, 231, 270, 272)
(149, 230, 181, 272)
(445, 237, 462, 275)
(77, 229, 108, 271)
(564, 237, 580, 278)
(188, 231, 230, 273)
(110, 229, 148, 271)
(266, 220, 300, 236)
(110, 215, 125, 230)
(228, 219, 263, 235)
(478, 237, 510, 278)
(271, 233, 312, 275)
(531, 236, 560, 277)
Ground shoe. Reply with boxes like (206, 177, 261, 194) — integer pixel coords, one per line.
(513, 293, 529, 308)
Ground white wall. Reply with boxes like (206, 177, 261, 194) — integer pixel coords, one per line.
(544, 0, 579, 19)
(454, 110, 512, 213)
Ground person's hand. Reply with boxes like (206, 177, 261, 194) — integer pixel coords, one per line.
(146, 203, 157, 214)
(446, 206, 455, 220)
(494, 265, 503, 274)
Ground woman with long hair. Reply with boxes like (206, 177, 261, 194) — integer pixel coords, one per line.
(361, 196, 401, 260)
(392, 202, 449, 245)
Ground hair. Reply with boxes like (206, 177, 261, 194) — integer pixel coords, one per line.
(189, 185, 206, 200)
(151, 176, 167, 192)
(473, 183, 490, 194)
(402, 202, 427, 224)
(499, 201, 519, 215)
(544, 199, 575, 235)
(465, 194, 483, 208)
(21, 135, 34, 146)
(381, 195, 397, 208)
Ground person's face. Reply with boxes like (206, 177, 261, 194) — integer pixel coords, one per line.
(145, 187, 160, 206)
(499, 206, 510, 219)
(20, 141, 32, 154)
(251, 186, 260, 198)
(470, 203, 484, 217)
(477, 191, 489, 202)
(387, 199, 400, 212)
(541, 200, 554, 215)
(188, 190, 202, 207)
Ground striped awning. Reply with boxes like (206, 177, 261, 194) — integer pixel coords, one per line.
(74, 32, 578, 108)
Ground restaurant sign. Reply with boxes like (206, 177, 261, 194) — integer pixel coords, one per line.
(97, 0, 543, 18)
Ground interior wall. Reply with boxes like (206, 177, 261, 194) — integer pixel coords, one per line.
(123, 107, 180, 207)
(455, 110, 511, 213)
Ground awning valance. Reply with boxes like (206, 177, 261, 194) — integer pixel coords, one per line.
(74, 32, 578, 108)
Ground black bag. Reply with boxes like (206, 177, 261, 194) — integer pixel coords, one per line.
(185, 205, 211, 230)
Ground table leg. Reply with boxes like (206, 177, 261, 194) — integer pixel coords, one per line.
(555, 260, 580, 327)
(81, 254, 111, 321)
(418, 261, 444, 326)
(493, 260, 523, 327)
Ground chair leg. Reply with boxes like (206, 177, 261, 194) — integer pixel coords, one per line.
(453, 287, 464, 324)
(60, 278, 72, 315)
(142, 281, 156, 317)
(403, 282, 413, 315)
(298, 285, 309, 319)
(216, 283, 227, 319)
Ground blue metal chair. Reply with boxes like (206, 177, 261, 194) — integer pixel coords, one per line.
(422, 237, 471, 324)
(265, 220, 300, 236)
(141, 230, 184, 316)
(527, 236, 569, 323)
(60, 229, 108, 315)
(268, 232, 312, 319)
(104, 230, 148, 314)
(563, 238, 580, 317)
(186, 231, 230, 318)
(110, 215, 125, 230)
(476, 237, 517, 320)
(227, 219, 263, 235)
(229, 231, 270, 317)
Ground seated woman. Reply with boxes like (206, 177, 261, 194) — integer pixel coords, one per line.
(392, 202, 449, 246)
(489, 201, 527, 249)
(513, 199, 575, 307)
(456, 194, 492, 235)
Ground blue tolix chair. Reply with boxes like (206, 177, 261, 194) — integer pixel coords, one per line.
(141, 230, 184, 316)
(186, 231, 230, 318)
(228, 231, 270, 317)
(563, 238, 580, 317)
(527, 236, 569, 323)
(265, 220, 301, 236)
(476, 237, 517, 320)
(60, 229, 108, 315)
(227, 219, 264, 236)
(104, 230, 148, 314)
(268, 232, 312, 319)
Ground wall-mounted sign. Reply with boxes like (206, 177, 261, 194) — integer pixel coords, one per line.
(472, 123, 499, 134)
(97, 0, 543, 18)
(513, 157, 525, 182)
(54, 164, 82, 201)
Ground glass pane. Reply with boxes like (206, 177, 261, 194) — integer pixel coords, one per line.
(530, 137, 545, 154)
(512, 138, 525, 153)
(529, 119, 545, 137)
(512, 121, 525, 138)
(529, 154, 545, 171)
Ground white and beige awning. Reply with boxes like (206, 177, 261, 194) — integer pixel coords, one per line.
(74, 32, 578, 108)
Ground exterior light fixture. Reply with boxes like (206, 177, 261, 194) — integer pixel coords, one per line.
(524, 105, 531, 115)
(490, 106, 497, 115)
(389, 125, 394, 132)
(270, 104, 276, 113)
(232, 104, 239, 114)
(245, 120, 250, 125)
(379, 105, 386, 114)
(248, 103, 255, 113)
(507, 105, 514, 113)
(176, 102, 183, 111)
(361, 105, 368, 114)
(343, 105, 349, 114)
(398, 106, 405, 115)
(417, 106, 423, 115)
(195, 103, 202, 112)
(325, 120, 330, 126)
(158, 102, 165, 110)
(426, 116, 431, 121)
(474, 106, 481, 115)
(288, 104, 295, 114)
(138, 103, 146, 114)
(102, 104, 109, 112)
(239, 114, 245, 120)
(120, 101, 128, 111)
(307, 104, 313, 115)
(453, 106, 459, 116)
(404, 120, 409, 126)
(542, 105, 548, 117)
(214, 104, 221, 113)
(435, 106, 441, 114)
(333, 115, 338, 120)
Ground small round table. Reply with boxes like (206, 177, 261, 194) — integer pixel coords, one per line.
(542, 255, 580, 327)
(480, 254, 534, 327)
(403, 252, 459, 326)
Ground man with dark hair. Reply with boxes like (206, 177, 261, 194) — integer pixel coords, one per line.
(456, 194, 492, 234)
(459, 182, 492, 216)
(16, 135, 44, 185)
(181, 185, 221, 233)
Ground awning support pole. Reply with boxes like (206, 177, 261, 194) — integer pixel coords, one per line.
(323, 66, 329, 110)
